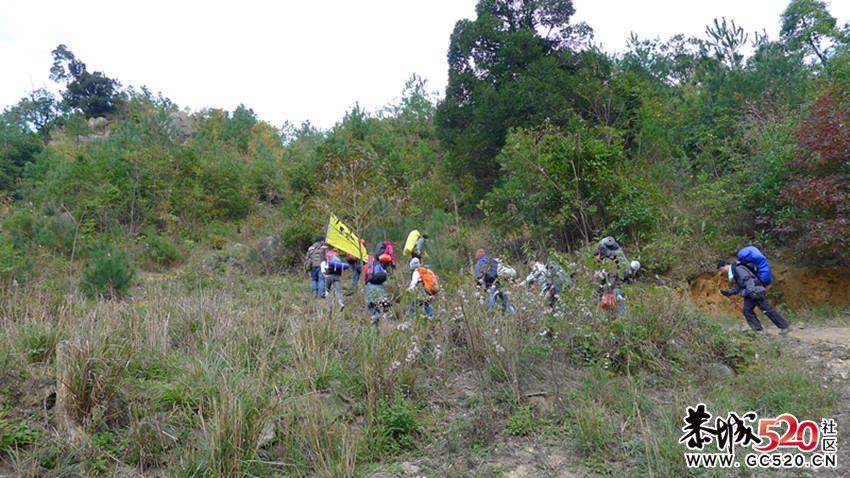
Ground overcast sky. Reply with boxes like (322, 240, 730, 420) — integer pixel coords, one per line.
(2, 1, 849, 131)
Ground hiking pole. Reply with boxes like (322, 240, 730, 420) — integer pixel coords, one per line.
(724, 294, 743, 312)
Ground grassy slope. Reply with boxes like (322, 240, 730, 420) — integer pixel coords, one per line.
(0, 250, 845, 477)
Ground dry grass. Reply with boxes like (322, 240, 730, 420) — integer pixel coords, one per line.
(0, 257, 842, 477)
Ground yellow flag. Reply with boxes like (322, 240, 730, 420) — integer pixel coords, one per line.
(325, 214, 368, 259)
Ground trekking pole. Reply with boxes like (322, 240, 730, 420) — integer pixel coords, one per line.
(724, 294, 743, 312)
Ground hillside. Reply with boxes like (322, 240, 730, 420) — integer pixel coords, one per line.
(1, 252, 847, 477)
(2, 1, 850, 475)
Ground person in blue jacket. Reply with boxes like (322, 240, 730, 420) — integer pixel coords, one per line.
(717, 259, 791, 335)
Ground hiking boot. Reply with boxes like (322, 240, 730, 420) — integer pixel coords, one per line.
(779, 326, 792, 335)
(371, 315, 380, 325)
(339, 303, 345, 312)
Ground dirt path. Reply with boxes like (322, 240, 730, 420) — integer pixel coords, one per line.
(785, 325, 850, 347)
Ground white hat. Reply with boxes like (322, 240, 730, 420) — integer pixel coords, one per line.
(409, 258, 421, 270)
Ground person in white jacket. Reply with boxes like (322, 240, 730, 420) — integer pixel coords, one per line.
(518, 260, 548, 291)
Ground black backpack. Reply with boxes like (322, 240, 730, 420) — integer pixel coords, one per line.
(375, 242, 387, 257)
(734, 260, 763, 286)
(483, 257, 500, 285)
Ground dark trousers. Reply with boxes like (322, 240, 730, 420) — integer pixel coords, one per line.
(743, 295, 789, 330)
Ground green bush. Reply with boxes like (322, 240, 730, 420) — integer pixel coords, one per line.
(373, 392, 421, 455)
(142, 234, 182, 267)
(82, 244, 136, 299)
(507, 405, 534, 436)
(0, 235, 29, 283)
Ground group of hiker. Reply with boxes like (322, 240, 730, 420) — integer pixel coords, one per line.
(307, 231, 792, 335)
(306, 231, 645, 321)
(305, 230, 434, 323)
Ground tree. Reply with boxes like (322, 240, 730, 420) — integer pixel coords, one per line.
(20, 88, 58, 145)
(481, 119, 661, 249)
(436, 0, 594, 205)
(704, 17, 748, 71)
(780, 0, 838, 67)
(768, 83, 850, 265)
(0, 107, 43, 195)
(308, 143, 403, 236)
(50, 44, 122, 118)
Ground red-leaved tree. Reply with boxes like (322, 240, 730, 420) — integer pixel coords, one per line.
(768, 83, 850, 265)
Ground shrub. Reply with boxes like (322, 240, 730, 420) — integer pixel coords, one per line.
(373, 392, 421, 455)
(82, 244, 136, 299)
(141, 234, 182, 268)
(507, 405, 534, 436)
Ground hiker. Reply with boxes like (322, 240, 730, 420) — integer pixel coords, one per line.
(406, 257, 434, 319)
(375, 240, 396, 276)
(364, 253, 391, 324)
(518, 259, 548, 293)
(473, 248, 515, 313)
(305, 236, 327, 298)
(542, 262, 572, 308)
(593, 236, 629, 267)
(412, 234, 429, 260)
(717, 259, 792, 335)
(593, 237, 638, 313)
(322, 247, 348, 311)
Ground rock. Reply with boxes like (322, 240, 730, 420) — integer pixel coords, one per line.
(708, 363, 735, 377)
(826, 359, 850, 380)
(166, 112, 195, 143)
(399, 462, 420, 475)
(59, 211, 75, 226)
(201, 254, 222, 270)
(225, 257, 245, 270)
(88, 116, 109, 132)
(255, 235, 280, 268)
(228, 243, 250, 262)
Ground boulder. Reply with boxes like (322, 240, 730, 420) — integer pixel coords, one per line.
(166, 112, 195, 143)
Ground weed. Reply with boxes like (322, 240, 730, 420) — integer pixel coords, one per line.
(19, 322, 59, 363)
(141, 234, 182, 270)
(570, 402, 616, 457)
(0, 416, 36, 453)
(372, 391, 422, 455)
(506, 405, 534, 436)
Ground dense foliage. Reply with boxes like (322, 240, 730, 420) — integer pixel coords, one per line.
(2, 0, 850, 284)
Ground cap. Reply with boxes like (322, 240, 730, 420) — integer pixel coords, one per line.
(410, 258, 421, 270)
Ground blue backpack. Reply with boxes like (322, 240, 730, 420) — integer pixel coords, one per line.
(369, 263, 388, 284)
(365, 256, 388, 284)
(737, 246, 772, 286)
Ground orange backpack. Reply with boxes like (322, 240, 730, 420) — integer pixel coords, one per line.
(417, 267, 439, 296)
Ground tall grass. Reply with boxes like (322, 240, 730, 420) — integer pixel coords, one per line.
(0, 256, 842, 477)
